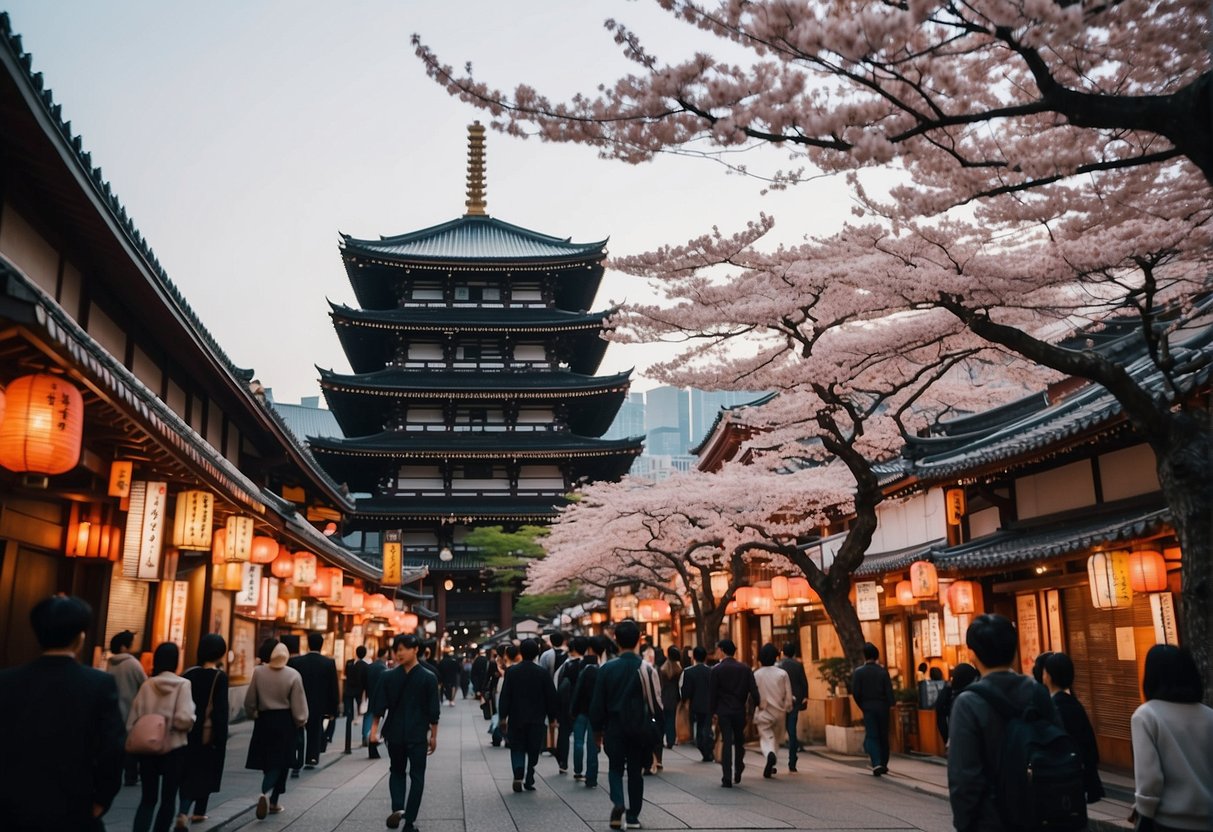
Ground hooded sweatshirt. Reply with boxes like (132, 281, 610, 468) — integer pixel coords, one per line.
(127, 672, 196, 752)
(106, 652, 147, 723)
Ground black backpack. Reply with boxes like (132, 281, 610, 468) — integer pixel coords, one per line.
(967, 682, 1087, 832)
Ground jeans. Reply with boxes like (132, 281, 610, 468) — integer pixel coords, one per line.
(509, 722, 545, 783)
(718, 713, 746, 782)
(133, 748, 186, 832)
(862, 707, 891, 768)
(604, 730, 647, 820)
(785, 710, 800, 767)
(387, 741, 428, 823)
(572, 714, 598, 782)
(693, 713, 714, 761)
(260, 768, 287, 803)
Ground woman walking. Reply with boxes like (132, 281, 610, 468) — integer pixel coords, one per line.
(127, 642, 196, 832)
(245, 642, 308, 820)
(1130, 645, 1213, 832)
(640, 645, 663, 773)
(659, 647, 683, 750)
(934, 662, 978, 745)
(178, 635, 229, 824)
(1043, 652, 1104, 804)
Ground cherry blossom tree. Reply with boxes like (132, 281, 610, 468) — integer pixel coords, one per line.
(416, 0, 1213, 697)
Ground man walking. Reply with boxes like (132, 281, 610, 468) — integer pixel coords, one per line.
(589, 621, 660, 829)
(778, 643, 809, 772)
(0, 595, 125, 830)
(292, 633, 340, 769)
(106, 629, 146, 786)
(369, 634, 440, 832)
(437, 651, 460, 707)
(679, 646, 714, 763)
(851, 642, 894, 776)
(538, 632, 567, 754)
(709, 639, 759, 787)
(341, 645, 369, 753)
(365, 647, 390, 757)
(553, 637, 586, 775)
(470, 649, 489, 698)
(498, 638, 560, 792)
(569, 636, 602, 787)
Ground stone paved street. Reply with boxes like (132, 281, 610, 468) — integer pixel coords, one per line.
(98, 695, 1089, 832)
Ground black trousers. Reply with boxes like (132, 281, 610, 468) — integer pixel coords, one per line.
(303, 715, 327, 764)
(387, 740, 428, 823)
(134, 747, 186, 832)
(508, 722, 546, 782)
(718, 713, 746, 781)
(604, 730, 648, 819)
(693, 712, 714, 760)
(555, 716, 572, 770)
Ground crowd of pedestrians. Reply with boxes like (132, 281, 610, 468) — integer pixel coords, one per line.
(1, 595, 1212, 832)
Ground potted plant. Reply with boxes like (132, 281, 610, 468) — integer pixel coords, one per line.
(891, 685, 919, 753)
(816, 657, 853, 726)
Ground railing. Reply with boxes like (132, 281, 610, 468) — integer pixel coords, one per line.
(398, 424, 559, 433)
(391, 360, 558, 371)
(389, 487, 567, 498)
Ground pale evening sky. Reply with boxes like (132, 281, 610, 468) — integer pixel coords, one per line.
(4, 1, 860, 402)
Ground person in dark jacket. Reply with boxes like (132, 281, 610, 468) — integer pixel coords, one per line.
(0, 595, 125, 831)
(341, 645, 369, 752)
(709, 638, 759, 787)
(680, 646, 714, 762)
(948, 614, 1062, 832)
(498, 638, 560, 792)
(569, 637, 602, 787)
(589, 621, 660, 830)
(437, 652, 460, 706)
(778, 643, 809, 772)
(369, 634, 440, 831)
(364, 647, 389, 754)
(179, 634, 229, 823)
(470, 651, 490, 697)
(1043, 652, 1104, 804)
(851, 642, 895, 776)
(935, 662, 979, 745)
(291, 633, 339, 768)
(554, 637, 587, 774)
(659, 646, 683, 750)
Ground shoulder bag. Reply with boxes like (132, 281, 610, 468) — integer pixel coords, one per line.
(200, 670, 221, 746)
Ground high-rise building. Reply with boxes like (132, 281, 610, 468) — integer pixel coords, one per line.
(689, 389, 766, 449)
(603, 392, 645, 440)
(645, 386, 690, 455)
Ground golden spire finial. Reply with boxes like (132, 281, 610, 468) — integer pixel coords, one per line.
(464, 121, 487, 216)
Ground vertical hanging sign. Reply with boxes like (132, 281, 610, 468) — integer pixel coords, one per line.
(108, 460, 133, 498)
(236, 563, 262, 607)
(855, 581, 880, 621)
(172, 490, 214, 550)
(382, 530, 403, 586)
(293, 552, 317, 586)
(926, 611, 943, 657)
(1149, 592, 1179, 646)
(122, 481, 168, 580)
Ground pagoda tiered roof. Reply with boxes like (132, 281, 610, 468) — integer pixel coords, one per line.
(340, 215, 607, 264)
(318, 367, 633, 437)
(349, 496, 566, 527)
(328, 303, 613, 375)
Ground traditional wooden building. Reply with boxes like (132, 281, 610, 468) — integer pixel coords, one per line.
(309, 125, 643, 637)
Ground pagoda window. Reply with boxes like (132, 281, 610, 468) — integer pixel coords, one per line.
(396, 465, 444, 495)
(402, 531, 440, 554)
(518, 465, 567, 494)
(455, 341, 505, 368)
(513, 343, 548, 367)
(516, 407, 555, 431)
(411, 282, 444, 301)
(454, 463, 508, 492)
(512, 285, 543, 305)
(453, 284, 502, 304)
(406, 407, 445, 431)
(454, 406, 502, 431)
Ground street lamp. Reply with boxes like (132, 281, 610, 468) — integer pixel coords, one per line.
(439, 546, 453, 562)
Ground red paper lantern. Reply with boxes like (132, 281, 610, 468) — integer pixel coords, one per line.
(250, 536, 279, 564)
(785, 577, 817, 604)
(895, 580, 915, 605)
(771, 575, 790, 601)
(270, 548, 295, 579)
(724, 600, 739, 615)
(910, 561, 938, 598)
(400, 612, 419, 631)
(637, 598, 672, 622)
(1128, 550, 1167, 593)
(733, 586, 755, 610)
(0, 374, 84, 475)
(947, 580, 977, 614)
(210, 528, 227, 565)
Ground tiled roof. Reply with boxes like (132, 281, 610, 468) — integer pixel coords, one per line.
(309, 431, 645, 458)
(329, 303, 612, 332)
(271, 401, 344, 440)
(340, 215, 607, 263)
(353, 496, 565, 523)
(853, 538, 945, 577)
(318, 367, 633, 396)
(933, 502, 1170, 572)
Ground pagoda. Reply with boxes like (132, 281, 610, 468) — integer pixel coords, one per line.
(309, 123, 643, 634)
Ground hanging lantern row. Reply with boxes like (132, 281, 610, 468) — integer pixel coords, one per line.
(1088, 551, 1133, 609)
(947, 580, 977, 614)
(65, 502, 121, 561)
(910, 560, 938, 598)
(636, 598, 672, 622)
(0, 374, 85, 476)
(1127, 550, 1167, 593)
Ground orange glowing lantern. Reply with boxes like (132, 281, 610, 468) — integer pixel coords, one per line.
(771, 575, 790, 601)
(224, 516, 254, 563)
(276, 598, 289, 619)
(1128, 550, 1167, 593)
(65, 502, 121, 560)
(785, 577, 816, 605)
(172, 491, 214, 550)
(947, 580, 977, 614)
(751, 586, 774, 614)
(0, 374, 84, 475)
(250, 536, 279, 565)
(1087, 551, 1133, 609)
(637, 598, 672, 622)
(733, 587, 755, 611)
(910, 561, 938, 598)
(895, 580, 915, 606)
(400, 612, 419, 631)
(724, 600, 739, 615)
(210, 528, 227, 565)
(307, 571, 329, 597)
(213, 561, 243, 590)
(270, 548, 295, 579)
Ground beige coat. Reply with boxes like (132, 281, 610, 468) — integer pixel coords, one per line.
(127, 672, 196, 752)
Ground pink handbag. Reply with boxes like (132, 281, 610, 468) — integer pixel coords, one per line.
(125, 712, 170, 755)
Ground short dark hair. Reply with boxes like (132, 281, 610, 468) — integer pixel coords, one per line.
(589, 636, 609, 657)
(110, 630, 135, 654)
(197, 633, 226, 665)
(717, 639, 737, 656)
(280, 634, 301, 655)
(258, 638, 279, 664)
(307, 632, 324, 652)
(504, 644, 520, 661)
(152, 642, 179, 676)
(782, 643, 797, 659)
(667, 646, 681, 663)
(520, 638, 540, 661)
(377, 646, 391, 659)
(966, 614, 1018, 668)
(570, 636, 590, 655)
(355, 645, 367, 659)
(951, 662, 980, 692)
(1043, 652, 1074, 689)
(929, 666, 944, 681)
(29, 595, 91, 650)
(393, 633, 420, 651)
(758, 643, 778, 666)
(615, 620, 641, 649)
(863, 642, 880, 661)
(549, 631, 565, 648)
(1032, 651, 1054, 684)
(692, 646, 707, 663)
(1142, 645, 1203, 703)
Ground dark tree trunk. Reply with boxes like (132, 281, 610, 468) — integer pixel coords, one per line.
(1152, 411, 1213, 706)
